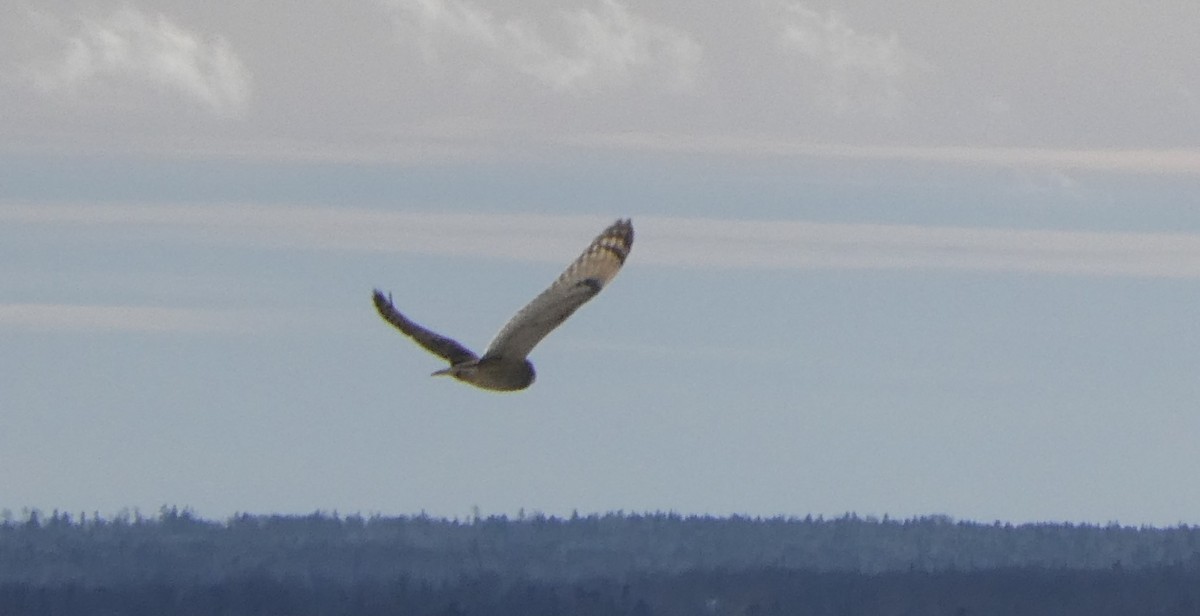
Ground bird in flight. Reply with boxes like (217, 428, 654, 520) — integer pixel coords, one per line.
(372, 218, 633, 392)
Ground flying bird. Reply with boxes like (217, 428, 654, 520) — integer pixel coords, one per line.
(372, 218, 633, 392)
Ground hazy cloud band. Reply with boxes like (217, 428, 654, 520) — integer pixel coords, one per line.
(5, 203, 1200, 279)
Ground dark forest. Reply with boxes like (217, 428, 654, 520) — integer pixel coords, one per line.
(2, 508, 1198, 615)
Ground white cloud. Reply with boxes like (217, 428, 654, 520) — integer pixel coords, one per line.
(24, 7, 251, 116)
(776, 2, 928, 116)
(1006, 168, 1087, 202)
(6, 203, 1200, 279)
(381, 0, 701, 93)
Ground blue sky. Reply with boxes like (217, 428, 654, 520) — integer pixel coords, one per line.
(2, 0, 1199, 526)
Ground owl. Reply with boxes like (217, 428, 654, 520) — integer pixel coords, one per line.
(373, 218, 633, 391)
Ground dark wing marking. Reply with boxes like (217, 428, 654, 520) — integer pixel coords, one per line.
(372, 289, 478, 366)
(481, 218, 633, 360)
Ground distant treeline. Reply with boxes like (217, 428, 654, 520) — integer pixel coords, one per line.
(3, 507, 1200, 584)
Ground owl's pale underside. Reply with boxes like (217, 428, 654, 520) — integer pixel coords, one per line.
(372, 218, 633, 392)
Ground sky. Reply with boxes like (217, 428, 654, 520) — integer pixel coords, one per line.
(1, 0, 1199, 527)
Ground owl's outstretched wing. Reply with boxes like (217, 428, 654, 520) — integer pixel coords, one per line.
(481, 218, 633, 361)
(372, 290, 479, 366)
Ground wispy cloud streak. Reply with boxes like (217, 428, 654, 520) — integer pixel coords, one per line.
(564, 133, 1200, 176)
(640, 217, 1200, 278)
(0, 303, 271, 333)
(5, 203, 1200, 279)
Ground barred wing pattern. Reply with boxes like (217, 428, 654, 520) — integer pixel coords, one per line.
(481, 218, 633, 360)
(371, 291, 478, 366)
